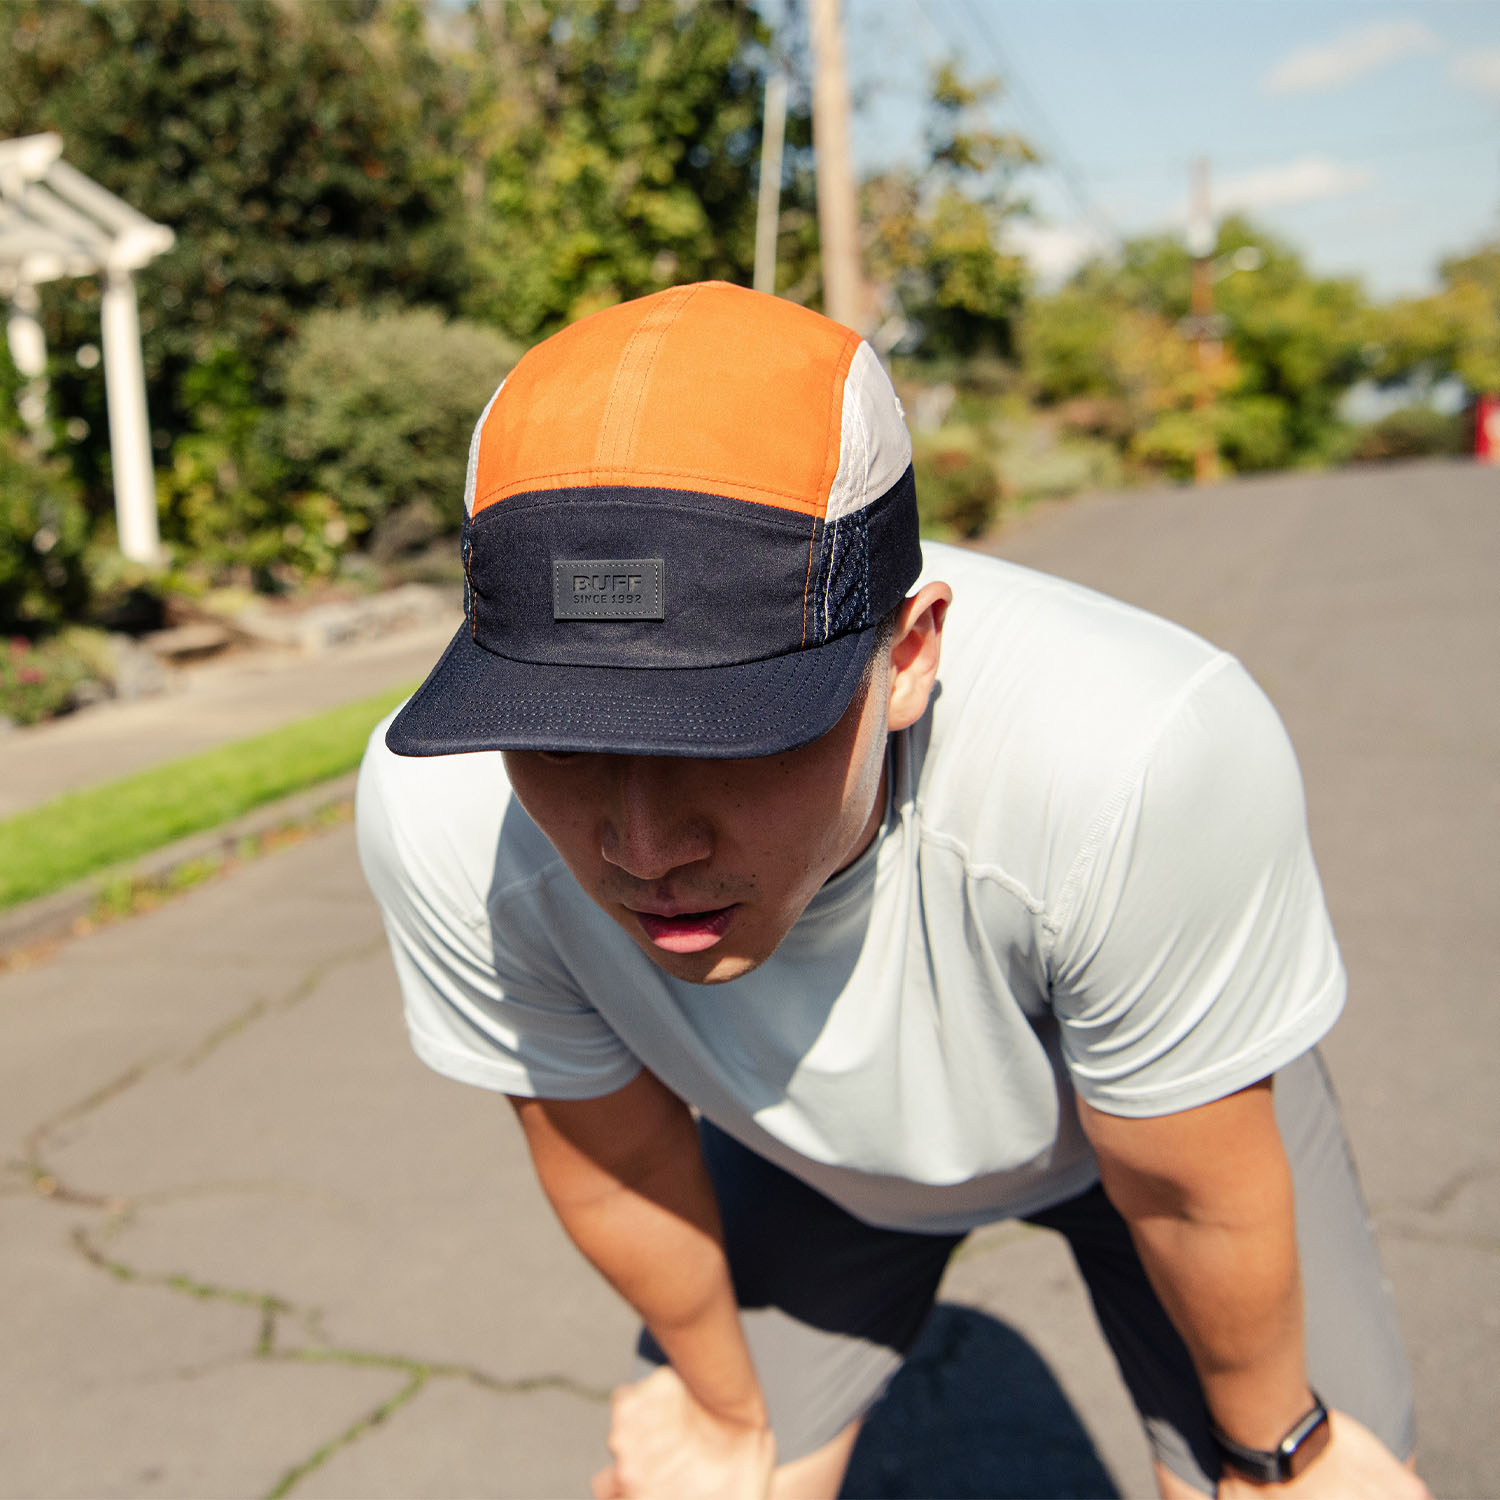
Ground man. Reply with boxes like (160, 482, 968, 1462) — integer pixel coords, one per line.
(358, 282, 1424, 1498)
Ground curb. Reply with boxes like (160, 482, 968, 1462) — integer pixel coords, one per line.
(0, 770, 362, 958)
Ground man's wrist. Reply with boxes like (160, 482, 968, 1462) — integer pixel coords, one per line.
(1210, 1392, 1331, 1485)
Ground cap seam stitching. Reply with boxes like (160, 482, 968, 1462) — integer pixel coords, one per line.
(594, 285, 699, 480)
(472, 468, 841, 514)
(800, 522, 816, 647)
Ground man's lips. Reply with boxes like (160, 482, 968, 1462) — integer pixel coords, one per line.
(627, 904, 739, 955)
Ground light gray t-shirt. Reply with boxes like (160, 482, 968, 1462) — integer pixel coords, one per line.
(357, 544, 1344, 1233)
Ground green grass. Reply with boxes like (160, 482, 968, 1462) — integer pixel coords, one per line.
(0, 683, 415, 912)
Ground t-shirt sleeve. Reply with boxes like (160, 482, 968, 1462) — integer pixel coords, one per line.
(355, 729, 643, 1101)
(1045, 658, 1345, 1116)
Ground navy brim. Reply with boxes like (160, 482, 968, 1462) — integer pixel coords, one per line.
(385, 622, 880, 759)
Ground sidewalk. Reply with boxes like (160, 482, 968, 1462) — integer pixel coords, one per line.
(0, 614, 460, 820)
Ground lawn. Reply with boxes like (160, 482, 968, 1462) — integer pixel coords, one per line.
(0, 683, 415, 911)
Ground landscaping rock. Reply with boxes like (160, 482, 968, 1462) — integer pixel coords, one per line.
(108, 634, 171, 701)
(235, 583, 455, 653)
(141, 621, 234, 663)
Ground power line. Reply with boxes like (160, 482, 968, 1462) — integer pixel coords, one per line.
(949, 0, 1118, 246)
(906, 0, 1116, 246)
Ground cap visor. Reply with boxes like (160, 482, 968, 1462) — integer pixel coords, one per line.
(385, 622, 880, 759)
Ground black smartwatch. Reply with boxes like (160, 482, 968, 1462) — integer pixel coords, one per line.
(1209, 1393, 1331, 1484)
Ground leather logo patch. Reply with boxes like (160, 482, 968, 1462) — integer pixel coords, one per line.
(553, 558, 665, 620)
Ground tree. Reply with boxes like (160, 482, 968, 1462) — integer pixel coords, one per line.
(460, 0, 777, 341)
(863, 63, 1035, 358)
(0, 0, 468, 477)
(1021, 216, 1369, 475)
(1369, 240, 1500, 395)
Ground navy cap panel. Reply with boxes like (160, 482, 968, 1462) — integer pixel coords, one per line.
(467, 474, 923, 670)
(811, 465, 921, 640)
(863, 464, 923, 618)
(385, 620, 878, 759)
(467, 487, 818, 669)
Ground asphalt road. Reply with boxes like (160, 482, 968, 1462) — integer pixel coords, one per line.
(1, 458, 1494, 1499)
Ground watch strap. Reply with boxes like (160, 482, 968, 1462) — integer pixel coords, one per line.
(1210, 1393, 1331, 1484)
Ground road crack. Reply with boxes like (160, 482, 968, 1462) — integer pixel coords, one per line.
(68, 1214, 610, 1497)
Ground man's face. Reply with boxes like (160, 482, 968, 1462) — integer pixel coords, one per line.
(502, 671, 891, 985)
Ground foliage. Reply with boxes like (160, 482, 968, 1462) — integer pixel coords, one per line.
(155, 346, 306, 589)
(0, 341, 22, 437)
(0, 0, 467, 478)
(1021, 216, 1368, 477)
(0, 435, 93, 627)
(155, 308, 518, 587)
(0, 681, 415, 910)
(1368, 241, 1500, 394)
(1021, 293, 1229, 480)
(865, 63, 1034, 358)
(0, 631, 94, 725)
(912, 431, 1001, 538)
(1348, 406, 1471, 463)
(278, 308, 521, 556)
(462, 0, 775, 340)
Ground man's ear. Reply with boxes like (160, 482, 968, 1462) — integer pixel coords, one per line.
(886, 581, 952, 733)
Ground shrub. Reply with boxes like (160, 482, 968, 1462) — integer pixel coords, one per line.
(913, 435, 1001, 538)
(1349, 406, 1470, 463)
(0, 435, 92, 629)
(157, 347, 338, 592)
(278, 309, 522, 557)
(0, 631, 97, 725)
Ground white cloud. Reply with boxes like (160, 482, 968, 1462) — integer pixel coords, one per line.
(1005, 222, 1106, 285)
(1265, 19, 1439, 94)
(1214, 156, 1375, 214)
(1451, 48, 1500, 96)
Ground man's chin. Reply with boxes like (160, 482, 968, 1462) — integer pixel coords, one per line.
(640, 941, 770, 985)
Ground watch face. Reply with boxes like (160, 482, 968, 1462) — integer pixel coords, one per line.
(1284, 1408, 1333, 1479)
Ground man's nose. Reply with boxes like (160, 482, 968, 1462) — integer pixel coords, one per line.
(599, 758, 712, 879)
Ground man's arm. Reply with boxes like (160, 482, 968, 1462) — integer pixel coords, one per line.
(508, 1070, 775, 1498)
(1079, 1078, 1426, 1498)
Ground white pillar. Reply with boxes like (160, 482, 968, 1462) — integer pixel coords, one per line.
(6, 278, 52, 447)
(100, 267, 162, 566)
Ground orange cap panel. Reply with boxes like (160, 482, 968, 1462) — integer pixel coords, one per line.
(471, 283, 861, 519)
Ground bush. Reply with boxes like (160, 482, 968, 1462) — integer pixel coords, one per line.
(913, 435, 1001, 538)
(0, 630, 98, 725)
(0, 435, 92, 629)
(156, 347, 341, 592)
(1349, 406, 1470, 463)
(278, 309, 522, 558)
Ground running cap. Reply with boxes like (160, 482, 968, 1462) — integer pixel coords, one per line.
(386, 280, 922, 760)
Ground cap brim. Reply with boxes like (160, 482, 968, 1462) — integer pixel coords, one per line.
(385, 622, 880, 759)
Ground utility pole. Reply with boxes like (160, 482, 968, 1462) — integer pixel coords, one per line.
(754, 68, 788, 295)
(808, 0, 867, 331)
(1185, 157, 1222, 486)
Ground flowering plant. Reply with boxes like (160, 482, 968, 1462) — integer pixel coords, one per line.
(0, 635, 90, 726)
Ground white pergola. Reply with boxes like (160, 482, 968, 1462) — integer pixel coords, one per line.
(0, 133, 175, 566)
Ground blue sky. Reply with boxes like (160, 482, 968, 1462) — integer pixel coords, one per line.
(831, 1, 1500, 299)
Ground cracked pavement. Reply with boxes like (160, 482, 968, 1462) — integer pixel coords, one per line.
(2, 460, 1495, 1498)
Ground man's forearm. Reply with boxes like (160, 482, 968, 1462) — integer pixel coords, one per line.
(1080, 1081, 1313, 1448)
(511, 1073, 767, 1431)
(1124, 1184, 1311, 1448)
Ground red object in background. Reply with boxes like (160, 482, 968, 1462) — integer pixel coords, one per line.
(1476, 394, 1500, 463)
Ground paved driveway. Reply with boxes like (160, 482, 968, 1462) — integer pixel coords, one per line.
(1, 459, 1493, 1498)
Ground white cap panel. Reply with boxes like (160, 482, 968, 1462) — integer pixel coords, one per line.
(464, 379, 505, 518)
(825, 341, 913, 525)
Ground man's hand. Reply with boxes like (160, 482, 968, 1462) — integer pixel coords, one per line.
(592, 1365, 776, 1500)
(1215, 1409, 1429, 1500)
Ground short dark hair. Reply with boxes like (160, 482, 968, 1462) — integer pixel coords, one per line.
(857, 605, 903, 695)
